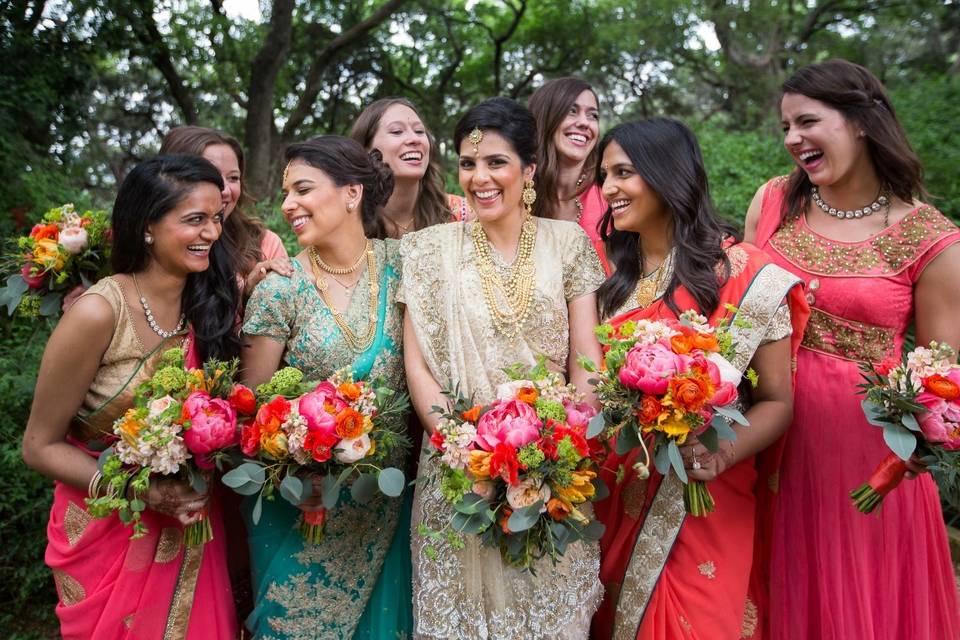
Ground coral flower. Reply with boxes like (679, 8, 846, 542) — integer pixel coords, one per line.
(555, 469, 597, 504)
(240, 423, 261, 456)
(924, 374, 960, 401)
(228, 384, 257, 416)
(489, 443, 521, 486)
(335, 407, 365, 439)
(29, 223, 59, 242)
(255, 396, 291, 436)
(668, 374, 713, 413)
(303, 430, 338, 462)
(636, 395, 664, 425)
(670, 333, 695, 354)
(337, 382, 362, 401)
(692, 332, 719, 352)
(547, 497, 572, 521)
(467, 450, 492, 479)
(516, 387, 539, 405)
(461, 405, 482, 423)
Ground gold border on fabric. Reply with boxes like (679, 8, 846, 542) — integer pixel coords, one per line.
(162, 543, 204, 640)
(64, 501, 92, 547)
(612, 263, 802, 639)
(800, 306, 895, 363)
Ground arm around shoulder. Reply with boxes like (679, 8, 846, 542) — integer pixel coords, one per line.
(915, 242, 960, 351)
(743, 183, 766, 244)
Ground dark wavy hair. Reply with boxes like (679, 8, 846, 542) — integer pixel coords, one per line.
(350, 98, 450, 235)
(528, 77, 600, 219)
(159, 125, 266, 274)
(453, 97, 537, 167)
(111, 154, 241, 361)
(284, 136, 394, 237)
(778, 59, 926, 223)
(597, 118, 738, 320)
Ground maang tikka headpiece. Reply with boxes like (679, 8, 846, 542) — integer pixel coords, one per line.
(469, 127, 483, 156)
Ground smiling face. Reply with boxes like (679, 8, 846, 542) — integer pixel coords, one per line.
(552, 89, 600, 166)
(280, 160, 361, 247)
(146, 183, 223, 276)
(781, 92, 872, 190)
(600, 140, 670, 234)
(369, 103, 430, 181)
(458, 130, 535, 224)
(201, 143, 242, 219)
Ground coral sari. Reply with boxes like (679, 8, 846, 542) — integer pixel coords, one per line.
(44, 278, 236, 640)
(592, 243, 809, 640)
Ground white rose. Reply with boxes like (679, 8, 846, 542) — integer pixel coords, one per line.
(495, 379, 534, 401)
(147, 395, 177, 419)
(59, 226, 88, 254)
(334, 434, 372, 464)
(472, 480, 497, 502)
(707, 352, 742, 385)
(505, 478, 550, 512)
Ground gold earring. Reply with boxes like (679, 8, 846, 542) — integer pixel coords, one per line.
(469, 127, 483, 157)
(521, 179, 537, 215)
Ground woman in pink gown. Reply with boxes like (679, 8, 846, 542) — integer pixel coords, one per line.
(22, 155, 241, 639)
(529, 77, 609, 271)
(745, 58, 960, 639)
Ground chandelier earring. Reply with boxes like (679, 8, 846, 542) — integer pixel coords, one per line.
(521, 179, 537, 216)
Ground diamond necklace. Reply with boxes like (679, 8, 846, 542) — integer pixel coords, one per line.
(132, 273, 185, 339)
(811, 186, 889, 221)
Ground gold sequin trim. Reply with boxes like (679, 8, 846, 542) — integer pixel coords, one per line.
(801, 307, 895, 363)
(698, 560, 717, 580)
(52, 568, 85, 606)
(123, 614, 135, 629)
(740, 595, 759, 638)
(163, 544, 204, 640)
(154, 527, 183, 564)
(64, 501, 92, 546)
(719, 244, 750, 280)
(622, 475, 649, 520)
(770, 206, 956, 276)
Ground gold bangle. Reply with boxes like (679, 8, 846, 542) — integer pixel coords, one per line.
(87, 470, 103, 500)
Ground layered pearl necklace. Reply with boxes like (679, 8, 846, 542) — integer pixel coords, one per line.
(132, 274, 185, 339)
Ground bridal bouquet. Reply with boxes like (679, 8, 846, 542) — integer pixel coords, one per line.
(584, 310, 750, 516)
(0, 203, 111, 317)
(222, 367, 411, 543)
(86, 348, 253, 545)
(851, 341, 960, 513)
(422, 360, 606, 570)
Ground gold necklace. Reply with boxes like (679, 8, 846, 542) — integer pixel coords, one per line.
(311, 242, 368, 275)
(634, 250, 674, 309)
(308, 243, 379, 352)
(471, 215, 538, 340)
(565, 173, 587, 223)
(393, 216, 415, 233)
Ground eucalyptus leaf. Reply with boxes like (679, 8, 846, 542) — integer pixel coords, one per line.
(506, 500, 543, 533)
(321, 475, 342, 510)
(580, 519, 606, 540)
(378, 467, 406, 497)
(698, 426, 719, 453)
(653, 442, 670, 474)
(222, 463, 265, 489)
(883, 423, 917, 461)
(251, 493, 263, 525)
(615, 423, 642, 456)
(667, 440, 688, 483)
(451, 510, 489, 534)
(453, 492, 486, 515)
(586, 413, 606, 439)
(279, 474, 304, 505)
(0, 275, 28, 315)
(350, 473, 379, 504)
(862, 399, 895, 428)
(714, 404, 749, 426)
(710, 415, 737, 441)
(39, 291, 62, 316)
(901, 412, 921, 432)
(592, 476, 610, 502)
(187, 469, 207, 494)
(96, 446, 115, 473)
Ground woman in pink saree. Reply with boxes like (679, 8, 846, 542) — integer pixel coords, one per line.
(22, 155, 241, 639)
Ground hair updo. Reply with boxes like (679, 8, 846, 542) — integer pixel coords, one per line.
(284, 135, 394, 236)
(453, 97, 537, 166)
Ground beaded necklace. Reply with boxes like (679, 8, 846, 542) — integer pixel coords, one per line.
(308, 242, 379, 352)
(471, 215, 538, 340)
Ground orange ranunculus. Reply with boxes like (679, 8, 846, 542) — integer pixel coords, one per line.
(461, 405, 482, 423)
(30, 223, 59, 242)
(33, 238, 65, 271)
(692, 332, 719, 352)
(117, 409, 144, 445)
(670, 333, 694, 355)
(335, 407, 365, 439)
(255, 396, 291, 436)
(337, 382, 362, 401)
(925, 375, 960, 401)
(636, 395, 664, 425)
(499, 507, 513, 534)
(547, 497, 572, 521)
(668, 374, 713, 413)
(516, 386, 539, 405)
(467, 450, 492, 479)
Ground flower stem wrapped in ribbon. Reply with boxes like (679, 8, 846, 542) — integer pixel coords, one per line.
(421, 359, 607, 570)
(86, 348, 254, 545)
(582, 309, 752, 517)
(851, 342, 960, 513)
(222, 367, 411, 544)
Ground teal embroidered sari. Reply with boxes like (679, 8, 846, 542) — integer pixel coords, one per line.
(241, 240, 412, 640)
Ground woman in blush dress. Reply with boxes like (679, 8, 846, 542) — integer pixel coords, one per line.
(744, 58, 960, 640)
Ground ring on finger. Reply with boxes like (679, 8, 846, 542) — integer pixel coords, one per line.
(691, 453, 702, 471)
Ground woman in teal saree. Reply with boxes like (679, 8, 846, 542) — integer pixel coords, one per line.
(241, 136, 411, 639)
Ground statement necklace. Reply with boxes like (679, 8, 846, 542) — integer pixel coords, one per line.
(634, 250, 674, 309)
(472, 215, 538, 340)
(308, 242, 379, 352)
(311, 243, 367, 275)
(132, 273, 185, 339)
(811, 186, 890, 221)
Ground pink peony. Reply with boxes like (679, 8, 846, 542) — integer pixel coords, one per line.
(710, 382, 739, 407)
(314, 381, 348, 412)
(618, 342, 686, 395)
(20, 263, 45, 289)
(476, 399, 542, 451)
(182, 391, 238, 467)
(563, 400, 596, 429)
(916, 392, 960, 449)
(298, 389, 337, 436)
(59, 226, 88, 254)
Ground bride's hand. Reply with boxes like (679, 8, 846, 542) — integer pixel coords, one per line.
(678, 436, 736, 482)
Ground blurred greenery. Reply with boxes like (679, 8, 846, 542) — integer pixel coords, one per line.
(2, 0, 958, 635)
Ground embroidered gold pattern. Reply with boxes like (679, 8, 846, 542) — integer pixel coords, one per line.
(622, 475, 649, 520)
(154, 527, 183, 563)
(163, 544, 204, 640)
(679, 614, 693, 632)
(740, 596, 759, 638)
(720, 245, 750, 280)
(123, 614, 135, 629)
(801, 307, 895, 363)
(52, 568, 85, 606)
(770, 206, 955, 276)
(64, 501, 92, 546)
(768, 472, 780, 494)
(760, 304, 793, 345)
(698, 560, 717, 579)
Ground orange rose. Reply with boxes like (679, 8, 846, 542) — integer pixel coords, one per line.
(467, 450, 492, 479)
(670, 333, 694, 354)
(547, 497, 572, 521)
(335, 407, 365, 439)
(30, 223, 59, 242)
(692, 333, 719, 352)
(668, 374, 713, 413)
(636, 395, 664, 425)
(516, 386, 539, 405)
(461, 405, 482, 423)
(925, 375, 960, 401)
(337, 382, 362, 401)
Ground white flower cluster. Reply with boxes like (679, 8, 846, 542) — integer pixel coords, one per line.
(632, 319, 680, 346)
(907, 344, 955, 379)
(536, 374, 582, 405)
(437, 417, 476, 470)
(678, 310, 714, 334)
(350, 386, 378, 416)
(284, 412, 311, 464)
(115, 421, 189, 475)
